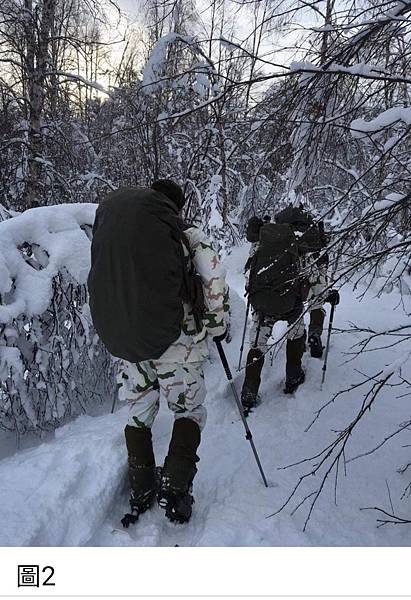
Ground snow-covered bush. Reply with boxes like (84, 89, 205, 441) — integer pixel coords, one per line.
(0, 204, 115, 439)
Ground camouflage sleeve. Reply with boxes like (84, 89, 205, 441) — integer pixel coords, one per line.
(244, 242, 259, 288)
(186, 227, 230, 338)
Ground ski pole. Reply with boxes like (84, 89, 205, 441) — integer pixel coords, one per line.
(321, 301, 336, 388)
(215, 340, 268, 488)
(111, 383, 120, 414)
(237, 297, 251, 371)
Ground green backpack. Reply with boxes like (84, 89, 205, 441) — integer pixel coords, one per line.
(248, 223, 301, 316)
(88, 187, 204, 363)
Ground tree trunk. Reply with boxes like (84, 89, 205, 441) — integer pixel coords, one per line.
(23, 0, 56, 209)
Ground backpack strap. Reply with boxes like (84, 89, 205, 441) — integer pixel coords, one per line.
(180, 230, 206, 333)
(181, 231, 192, 260)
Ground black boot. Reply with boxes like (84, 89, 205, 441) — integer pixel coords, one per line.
(124, 425, 157, 513)
(284, 332, 306, 394)
(158, 418, 201, 524)
(308, 309, 325, 358)
(241, 348, 264, 413)
(283, 369, 306, 394)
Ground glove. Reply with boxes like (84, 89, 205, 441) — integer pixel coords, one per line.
(213, 330, 227, 344)
(325, 289, 340, 306)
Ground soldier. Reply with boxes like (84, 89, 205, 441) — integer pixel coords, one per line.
(121, 181, 229, 524)
(240, 207, 339, 412)
(275, 205, 339, 358)
(241, 217, 307, 411)
(89, 180, 229, 525)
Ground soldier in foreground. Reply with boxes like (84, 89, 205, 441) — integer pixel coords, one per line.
(88, 180, 229, 525)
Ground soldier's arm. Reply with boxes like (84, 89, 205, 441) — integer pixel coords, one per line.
(186, 228, 229, 338)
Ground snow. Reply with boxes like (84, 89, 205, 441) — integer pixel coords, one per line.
(206, 175, 224, 232)
(0, 244, 410, 546)
(290, 61, 409, 88)
(0, 203, 96, 323)
(54, 70, 111, 97)
(361, 192, 405, 216)
(142, 33, 194, 94)
(351, 107, 411, 138)
(290, 60, 392, 80)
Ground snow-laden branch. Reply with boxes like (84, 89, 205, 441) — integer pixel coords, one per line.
(290, 61, 411, 85)
(351, 108, 411, 138)
(0, 204, 96, 324)
(52, 70, 112, 97)
(0, 204, 115, 436)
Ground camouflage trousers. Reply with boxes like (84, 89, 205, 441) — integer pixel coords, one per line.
(307, 261, 328, 311)
(249, 304, 306, 348)
(117, 361, 207, 431)
(307, 274, 327, 335)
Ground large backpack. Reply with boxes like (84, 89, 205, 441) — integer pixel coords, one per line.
(248, 223, 301, 316)
(88, 186, 190, 363)
(276, 206, 325, 254)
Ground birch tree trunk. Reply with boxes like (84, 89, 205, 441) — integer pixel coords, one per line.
(23, 0, 56, 209)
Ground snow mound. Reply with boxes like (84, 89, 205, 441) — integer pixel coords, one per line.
(0, 410, 126, 546)
(0, 204, 96, 323)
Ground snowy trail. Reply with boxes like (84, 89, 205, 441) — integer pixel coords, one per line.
(0, 245, 410, 546)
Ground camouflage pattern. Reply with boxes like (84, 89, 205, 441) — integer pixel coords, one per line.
(118, 360, 207, 430)
(157, 226, 229, 364)
(302, 254, 328, 311)
(249, 307, 305, 346)
(117, 226, 228, 431)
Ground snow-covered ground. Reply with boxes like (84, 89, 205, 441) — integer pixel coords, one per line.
(0, 245, 410, 546)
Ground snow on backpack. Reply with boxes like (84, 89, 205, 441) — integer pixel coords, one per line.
(248, 223, 301, 316)
(87, 186, 203, 363)
(275, 206, 326, 254)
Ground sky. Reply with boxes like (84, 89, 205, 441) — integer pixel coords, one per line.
(96, 0, 315, 99)
(113, 0, 308, 68)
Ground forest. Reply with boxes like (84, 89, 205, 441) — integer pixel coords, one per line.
(0, 0, 410, 541)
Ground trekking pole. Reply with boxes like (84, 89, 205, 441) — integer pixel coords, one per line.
(237, 297, 251, 371)
(215, 340, 268, 488)
(111, 383, 120, 414)
(321, 302, 336, 388)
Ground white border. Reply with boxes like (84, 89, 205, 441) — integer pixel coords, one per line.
(1, 548, 411, 597)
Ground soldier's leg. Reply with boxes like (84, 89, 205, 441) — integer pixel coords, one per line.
(241, 312, 273, 409)
(309, 306, 326, 336)
(308, 266, 327, 358)
(309, 305, 326, 359)
(117, 360, 160, 512)
(155, 362, 206, 522)
(284, 307, 306, 394)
